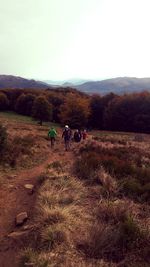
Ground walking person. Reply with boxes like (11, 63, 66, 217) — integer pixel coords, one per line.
(74, 129, 82, 143)
(62, 125, 72, 151)
(48, 126, 57, 148)
(82, 129, 87, 140)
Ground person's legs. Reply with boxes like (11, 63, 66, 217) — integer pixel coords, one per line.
(65, 140, 70, 151)
(51, 137, 55, 148)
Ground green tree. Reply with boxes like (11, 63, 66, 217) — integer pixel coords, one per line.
(32, 96, 52, 125)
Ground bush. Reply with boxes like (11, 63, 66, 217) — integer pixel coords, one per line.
(0, 124, 7, 153)
(96, 201, 128, 223)
(118, 215, 142, 249)
(97, 167, 117, 196)
(77, 223, 122, 262)
(74, 151, 101, 181)
(41, 225, 67, 250)
(0, 134, 35, 167)
(122, 179, 142, 196)
(78, 216, 145, 262)
(121, 179, 150, 203)
(47, 161, 62, 171)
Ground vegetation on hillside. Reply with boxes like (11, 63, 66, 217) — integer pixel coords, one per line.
(0, 88, 150, 133)
(0, 114, 149, 266)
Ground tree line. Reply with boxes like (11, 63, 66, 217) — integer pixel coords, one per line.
(0, 88, 150, 133)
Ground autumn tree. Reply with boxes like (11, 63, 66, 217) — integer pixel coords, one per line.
(47, 93, 64, 122)
(103, 92, 150, 133)
(59, 94, 90, 128)
(0, 93, 9, 111)
(15, 93, 35, 115)
(89, 93, 117, 129)
(32, 96, 52, 125)
(89, 95, 103, 129)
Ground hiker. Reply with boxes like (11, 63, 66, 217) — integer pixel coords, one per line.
(62, 125, 72, 151)
(74, 129, 82, 142)
(48, 126, 57, 148)
(82, 129, 87, 140)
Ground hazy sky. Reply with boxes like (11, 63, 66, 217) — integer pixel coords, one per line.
(1, 0, 150, 80)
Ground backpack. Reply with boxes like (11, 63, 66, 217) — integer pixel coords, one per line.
(74, 131, 81, 142)
(63, 129, 72, 140)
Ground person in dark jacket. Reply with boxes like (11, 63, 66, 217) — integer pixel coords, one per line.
(62, 125, 72, 151)
(74, 129, 82, 142)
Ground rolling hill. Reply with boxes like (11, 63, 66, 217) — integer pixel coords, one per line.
(0, 75, 49, 89)
(76, 77, 150, 94)
(1, 75, 150, 95)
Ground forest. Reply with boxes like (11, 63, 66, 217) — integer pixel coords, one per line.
(0, 87, 150, 133)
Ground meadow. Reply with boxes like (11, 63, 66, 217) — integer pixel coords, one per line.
(0, 112, 149, 267)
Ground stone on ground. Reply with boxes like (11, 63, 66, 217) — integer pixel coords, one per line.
(24, 184, 34, 194)
(16, 211, 28, 226)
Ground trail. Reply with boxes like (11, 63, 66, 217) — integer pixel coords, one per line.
(0, 144, 73, 267)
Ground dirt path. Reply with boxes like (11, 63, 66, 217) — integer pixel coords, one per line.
(0, 144, 72, 267)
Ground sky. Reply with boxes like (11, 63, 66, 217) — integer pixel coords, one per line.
(1, 0, 150, 81)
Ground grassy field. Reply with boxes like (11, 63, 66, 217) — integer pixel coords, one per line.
(0, 112, 149, 267)
(0, 111, 60, 128)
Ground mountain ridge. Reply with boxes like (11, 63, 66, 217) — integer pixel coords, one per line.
(0, 75, 49, 89)
(1, 75, 150, 95)
(75, 77, 150, 94)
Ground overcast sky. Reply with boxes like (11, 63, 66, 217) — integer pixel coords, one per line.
(1, 0, 150, 80)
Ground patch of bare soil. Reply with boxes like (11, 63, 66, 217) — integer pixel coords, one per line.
(0, 119, 72, 267)
(0, 146, 73, 267)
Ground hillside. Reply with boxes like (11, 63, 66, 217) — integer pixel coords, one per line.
(0, 75, 49, 89)
(76, 77, 150, 95)
(1, 75, 150, 95)
(0, 112, 149, 267)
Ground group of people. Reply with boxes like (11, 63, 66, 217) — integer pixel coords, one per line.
(48, 125, 87, 151)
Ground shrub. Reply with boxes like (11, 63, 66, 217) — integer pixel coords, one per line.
(13, 135, 35, 154)
(47, 161, 62, 171)
(41, 225, 67, 250)
(78, 216, 145, 262)
(0, 124, 7, 153)
(20, 248, 37, 267)
(96, 201, 128, 223)
(118, 215, 143, 249)
(122, 179, 142, 196)
(77, 223, 122, 262)
(97, 167, 117, 196)
(79, 143, 139, 178)
(74, 151, 101, 181)
(121, 179, 150, 202)
(39, 206, 66, 225)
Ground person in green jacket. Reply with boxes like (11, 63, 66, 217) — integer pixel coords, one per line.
(48, 127, 57, 148)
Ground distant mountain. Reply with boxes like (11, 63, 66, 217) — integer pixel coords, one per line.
(0, 75, 49, 89)
(1, 75, 150, 95)
(76, 77, 150, 95)
(44, 79, 90, 86)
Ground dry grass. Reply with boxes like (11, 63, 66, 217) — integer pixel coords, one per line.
(20, 132, 150, 267)
(41, 224, 68, 250)
(97, 167, 117, 196)
(96, 200, 134, 223)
